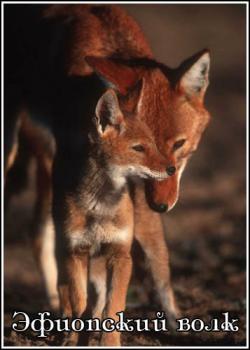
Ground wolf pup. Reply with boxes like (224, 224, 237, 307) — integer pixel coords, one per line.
(53, 88, 174, 346)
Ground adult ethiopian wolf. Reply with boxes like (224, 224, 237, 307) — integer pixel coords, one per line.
(4, 3, 211, 336)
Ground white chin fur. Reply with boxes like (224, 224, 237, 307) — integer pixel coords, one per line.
(167, 198, 178, 212)
(166, 161, 187, 212)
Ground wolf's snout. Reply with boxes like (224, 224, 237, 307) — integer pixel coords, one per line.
(166, 166, 176, 176)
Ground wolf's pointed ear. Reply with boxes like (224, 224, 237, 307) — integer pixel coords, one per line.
(95, 89, 125, 135)
(177, 49, 210, 100)
(85, 56, 144, 95)
(118, 78, 144, 114)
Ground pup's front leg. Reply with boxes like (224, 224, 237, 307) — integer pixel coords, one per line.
(57, 250, 89, 346)
(100, 244, 132, 346)
(90, 255, 107, 320)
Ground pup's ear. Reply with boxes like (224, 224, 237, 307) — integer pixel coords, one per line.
(95, 89, 125, 135)
(176, 49, 210, 100)
(85, 56, 144, 95)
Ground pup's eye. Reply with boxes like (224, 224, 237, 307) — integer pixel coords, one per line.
(173, 139, 186, 151)
(132, 144, 145, 152)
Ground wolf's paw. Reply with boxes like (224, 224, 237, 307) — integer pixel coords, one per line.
(165, 305, 181, 333)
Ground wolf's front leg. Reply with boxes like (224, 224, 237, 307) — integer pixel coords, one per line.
(100, 244, 132, 346)
(28, 151, 59, 313)
(134, 187, 180, 330)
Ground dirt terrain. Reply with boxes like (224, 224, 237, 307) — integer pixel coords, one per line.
(4, 4, 246, 347)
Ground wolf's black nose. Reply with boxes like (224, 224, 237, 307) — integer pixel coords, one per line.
(166, 166, 176, 176)
(149, 202, 168, 213)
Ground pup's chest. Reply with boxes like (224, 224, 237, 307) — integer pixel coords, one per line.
(67, 187, 134, 254)
(69, 214, 133, 255)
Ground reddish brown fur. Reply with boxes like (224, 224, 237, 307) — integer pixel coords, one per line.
(100, 114, 169, 172)
(5, 4, 211, 346)
(41, 4, 210, 208)
(51, 87, 171, 346)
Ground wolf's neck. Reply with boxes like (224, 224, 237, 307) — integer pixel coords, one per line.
(79, 156, 126, 212)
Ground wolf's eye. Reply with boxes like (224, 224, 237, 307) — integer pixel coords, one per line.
(132, 144, 145, 152)
(173, 139, 186, 151)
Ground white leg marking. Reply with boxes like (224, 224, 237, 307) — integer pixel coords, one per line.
(40, 218, 59, 311)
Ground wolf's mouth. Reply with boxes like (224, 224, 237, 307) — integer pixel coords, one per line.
(144, 180, 169, 213)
